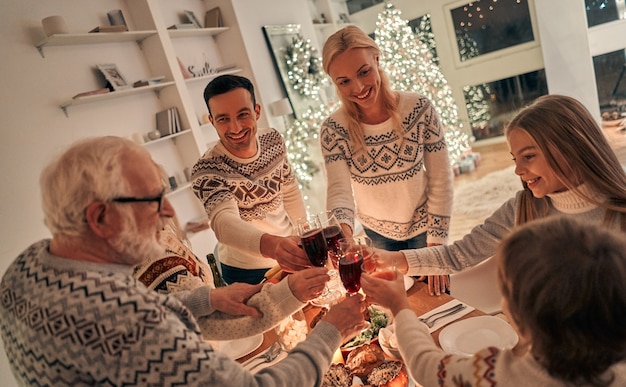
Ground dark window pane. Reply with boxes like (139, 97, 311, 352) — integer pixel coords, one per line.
(593, 49, 626, 115)
(451, 0, 534, 61)
(346, 0, 384, 14)
(463, 70, 548, 141)
(585, 0, 620, 27)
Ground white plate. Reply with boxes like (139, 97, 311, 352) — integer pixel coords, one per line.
(218, 334, 264, 360)
(439, 316, 518, 356)
(404, 275, 414, 290)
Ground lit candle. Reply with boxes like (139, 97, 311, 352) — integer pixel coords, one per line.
(332, 348, 345, 364)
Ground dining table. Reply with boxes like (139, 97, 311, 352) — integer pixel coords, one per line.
(237, 278, 487, 364)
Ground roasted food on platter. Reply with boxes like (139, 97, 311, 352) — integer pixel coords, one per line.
(367, 360, 409, 387)
(341, 306, 389, 353)
(345, 342, 386, 379)
(321, 363, 352, 387)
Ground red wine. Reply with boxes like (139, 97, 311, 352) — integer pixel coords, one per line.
(339, 252, 363, 294)
(301, 229, 328, 267)
(324, 225, 344, 268)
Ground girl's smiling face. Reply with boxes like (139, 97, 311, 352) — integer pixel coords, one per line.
(507, 128, 568, 198)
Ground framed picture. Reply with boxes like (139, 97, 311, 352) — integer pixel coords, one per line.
(97, 63, 130, 91)
(184, 10, 202, 28)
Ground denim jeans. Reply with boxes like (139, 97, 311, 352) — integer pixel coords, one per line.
(220, 263, 270, 285)
(363, 228, 427, 250)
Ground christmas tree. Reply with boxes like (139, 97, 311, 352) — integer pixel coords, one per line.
(375, 1, 470, 165)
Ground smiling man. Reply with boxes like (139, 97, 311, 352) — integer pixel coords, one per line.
(191, 75, 311, 284)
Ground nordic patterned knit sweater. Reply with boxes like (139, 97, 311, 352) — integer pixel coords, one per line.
(191, 127, 306, 270)
(403, 183, 621, 275)
(133, 226, 305, 341)
(0, 240, 342, 386)
(320, 92, 453, 244)
(393, 309, 626, 386)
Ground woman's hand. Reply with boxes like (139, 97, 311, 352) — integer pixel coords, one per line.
(414, 275, 450, 296)
(360, 271, 410, 316)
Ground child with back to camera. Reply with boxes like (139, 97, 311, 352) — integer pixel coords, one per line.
(362, 216, 626, 386)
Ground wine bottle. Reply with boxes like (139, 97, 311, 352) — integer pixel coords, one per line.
(206, 253, 227, 287)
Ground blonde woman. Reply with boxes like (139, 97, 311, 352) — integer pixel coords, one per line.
(320, 25, 453, 296)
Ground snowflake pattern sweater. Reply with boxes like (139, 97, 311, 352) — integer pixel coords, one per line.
(402, 183, 622, 275)
(0, 240, 341, 386)
(320, 92, 453, 244)
(394, 309, 626, 386)
(191, 128, 306, 269)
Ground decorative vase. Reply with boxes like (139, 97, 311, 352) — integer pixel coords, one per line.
(147, 130, 161, 140)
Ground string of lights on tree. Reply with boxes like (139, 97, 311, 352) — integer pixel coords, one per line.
(284, 34, 329, 100)
(375, 1, 470, 165)
(283, 101, 338, 189)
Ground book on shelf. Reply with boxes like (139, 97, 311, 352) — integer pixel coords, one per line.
(156, 107, 182, 137)
(167, 23, 195, 30)
(133, 76, 165, 88)
(89, 25, 128, 33)
(205, 7, 223, 28)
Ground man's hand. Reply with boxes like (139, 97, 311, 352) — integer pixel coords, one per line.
(260, 234, 311, 272)
(286, 267, 330, 302)
(210, 282, 263, 317)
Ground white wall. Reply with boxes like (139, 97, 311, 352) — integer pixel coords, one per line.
(1, 0, 624, 384)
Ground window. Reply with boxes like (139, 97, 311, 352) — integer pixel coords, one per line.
(585, 0, 624, 27)
(346, 0, 384, 14)
(593, 49, 626, 115)
(450, 0, 534, 61)
(463, 70, 548, 141)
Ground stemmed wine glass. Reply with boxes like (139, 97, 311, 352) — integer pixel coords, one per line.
(317, 210, 344, 274)
(296, 215, 341, 306)
(337, 237, 366, 296)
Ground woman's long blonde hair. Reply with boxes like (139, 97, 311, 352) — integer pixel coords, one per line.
(505, 94, 626, 229)
(322, 25, 402, 151)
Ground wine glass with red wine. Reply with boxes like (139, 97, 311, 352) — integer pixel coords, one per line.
(296, 215, 327, 267)
(318, 210, 345, 271)
(296, 215, 340, 306)
(338, 237, 365, 296)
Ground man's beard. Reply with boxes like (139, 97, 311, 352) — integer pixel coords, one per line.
(109, 211, 165, 266)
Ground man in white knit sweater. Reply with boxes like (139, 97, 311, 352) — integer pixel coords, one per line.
(192, 75, 310, 284)
(0, 136, 368, 386)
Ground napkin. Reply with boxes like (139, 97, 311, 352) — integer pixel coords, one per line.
(417, 300, 475, 333)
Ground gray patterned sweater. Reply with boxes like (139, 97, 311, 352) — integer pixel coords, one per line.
(191, 128, 307, 270)
(320, 92, 453, 244)
(403, 183, 618, 275)
(0, 240, 341, 386)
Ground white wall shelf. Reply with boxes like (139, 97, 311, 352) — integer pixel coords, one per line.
(35, 31, 157, 57)
(143, 128, 193, 146)
(59, 81, 176, 116)
(166, 182, 192, 197)
(184, 67, 243, 85)
(168, 26, 229, 39)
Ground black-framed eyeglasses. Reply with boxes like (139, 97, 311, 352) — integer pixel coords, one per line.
(111, 188, 166, 213)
